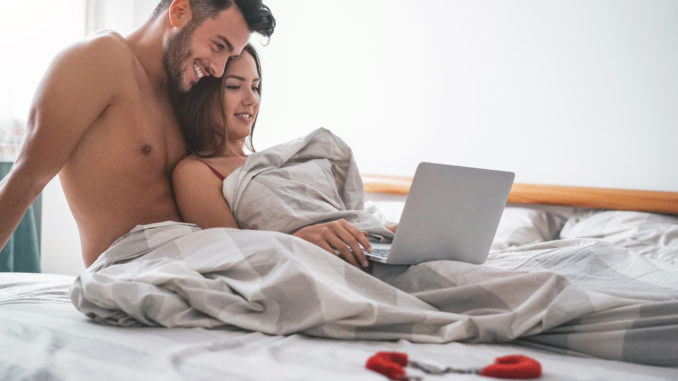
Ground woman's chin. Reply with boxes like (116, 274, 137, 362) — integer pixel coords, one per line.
(227, 124, 253, 140)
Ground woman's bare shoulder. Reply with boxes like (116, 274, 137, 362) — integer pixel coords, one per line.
(173, 155, 224, 182)
(211, 156, 247, 178)
(174, 155, 208, 175)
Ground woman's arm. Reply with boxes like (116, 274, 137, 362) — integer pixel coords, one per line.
(173, 157, 375, 268)
(172, 158, 239, 229)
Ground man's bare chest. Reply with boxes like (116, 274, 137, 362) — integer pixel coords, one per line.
(80, 85, 187, 173)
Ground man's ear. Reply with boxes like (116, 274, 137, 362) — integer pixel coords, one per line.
(168, 0, 193, 28)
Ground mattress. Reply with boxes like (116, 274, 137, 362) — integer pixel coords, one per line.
(0, 274, 675, 381)
(2, 205, 678, 380)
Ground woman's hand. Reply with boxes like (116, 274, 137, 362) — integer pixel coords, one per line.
(293, 219, 372, 268)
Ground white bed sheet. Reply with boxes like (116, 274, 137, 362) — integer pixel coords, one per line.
(1, 273, 676, 381)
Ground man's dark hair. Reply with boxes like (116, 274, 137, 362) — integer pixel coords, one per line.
(152, 0, 275, 37)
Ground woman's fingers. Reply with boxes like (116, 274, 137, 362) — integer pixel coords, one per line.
(334, 220, 370, 267)
(315, 240, 335, 255)
(293, 225, 333, 253)
(294, 220, 372, 268)
(326, 233, 360, 267)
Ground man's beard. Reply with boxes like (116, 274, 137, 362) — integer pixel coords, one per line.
(163, 24, 195, 96)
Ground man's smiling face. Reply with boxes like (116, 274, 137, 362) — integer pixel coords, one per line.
(164, 4, 251, 93)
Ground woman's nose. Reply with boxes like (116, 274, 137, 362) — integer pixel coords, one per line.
(242, 88, 258, 105)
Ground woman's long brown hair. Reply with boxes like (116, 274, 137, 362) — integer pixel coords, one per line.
(175, 44, 262, 157)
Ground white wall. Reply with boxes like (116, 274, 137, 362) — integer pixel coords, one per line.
(6, 0, 677, 275)
(86, 0, 157, 35)
(0, 1, 87, 121)
(255, 0, 678, 191)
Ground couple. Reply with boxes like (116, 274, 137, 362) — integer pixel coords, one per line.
(0, 0, 388, 270)
(172, 44, 396, 269)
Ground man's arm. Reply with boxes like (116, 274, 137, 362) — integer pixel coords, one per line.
(0, 35, 127, 251)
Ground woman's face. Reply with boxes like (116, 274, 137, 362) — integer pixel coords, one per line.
(222, 51, 260, 141)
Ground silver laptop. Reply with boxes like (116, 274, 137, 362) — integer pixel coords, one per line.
(367, 162, 514, 265)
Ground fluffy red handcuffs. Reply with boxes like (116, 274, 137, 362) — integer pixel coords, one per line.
(366, 351, 542, 380)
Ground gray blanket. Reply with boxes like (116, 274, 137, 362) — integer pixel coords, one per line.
(70, 129, 678, 366)
(223, 128, 393, 239)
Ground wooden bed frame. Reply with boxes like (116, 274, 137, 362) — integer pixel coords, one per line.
(362, 175, 678, 215)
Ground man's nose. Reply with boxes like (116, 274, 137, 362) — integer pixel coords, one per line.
(210, 57, 229, 78)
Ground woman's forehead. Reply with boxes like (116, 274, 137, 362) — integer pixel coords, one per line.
(225, 53, 259, 78)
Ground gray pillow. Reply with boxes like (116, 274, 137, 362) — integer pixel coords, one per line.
(490, 206, 570, 251)
(559, 209, 678, 265)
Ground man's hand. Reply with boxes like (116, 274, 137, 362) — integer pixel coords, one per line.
(293, 219, 372, 268)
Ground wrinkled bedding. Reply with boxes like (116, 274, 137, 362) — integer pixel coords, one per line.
(5, 274, 677, 381)
(560, 209, 678, 266)
(69, 129, 678, 367)
(69, 221, 678, 366)
(222, 128, 393, 240)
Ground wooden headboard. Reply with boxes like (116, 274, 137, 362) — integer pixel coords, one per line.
(362, 175, 678, 215)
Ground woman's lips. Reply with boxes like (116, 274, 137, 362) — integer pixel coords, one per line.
(235, 113, 253, 122)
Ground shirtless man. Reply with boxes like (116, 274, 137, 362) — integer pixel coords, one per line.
(0, 0, 275, 267)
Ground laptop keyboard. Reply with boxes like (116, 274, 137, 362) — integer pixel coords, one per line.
(367, 248, 390, 259)
(334, 245, 391, 263)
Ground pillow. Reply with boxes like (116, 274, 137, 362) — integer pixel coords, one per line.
(490, 206, 570, 251)
(365, 200, 404, 226)
(559, 209, 678, 265)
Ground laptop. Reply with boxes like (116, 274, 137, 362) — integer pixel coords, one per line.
(366, 162, 514, 265)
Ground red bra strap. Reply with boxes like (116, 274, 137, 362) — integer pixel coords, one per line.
(200, 161, 226, 181)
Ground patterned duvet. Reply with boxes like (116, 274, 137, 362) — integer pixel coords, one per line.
(69, 129, 678, 366)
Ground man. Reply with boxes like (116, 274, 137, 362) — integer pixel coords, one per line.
(0, 0, 275, 266)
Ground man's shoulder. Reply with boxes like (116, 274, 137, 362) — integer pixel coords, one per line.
(70, 30, 136, 69)
(84, 30, 129, 51)
(48, 30, 136, 84)
(34, 30, 145, 105)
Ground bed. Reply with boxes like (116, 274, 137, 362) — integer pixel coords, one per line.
(2, 176, 678, 380)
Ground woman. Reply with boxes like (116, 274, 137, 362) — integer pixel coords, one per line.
(172, 45, 394, 269)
